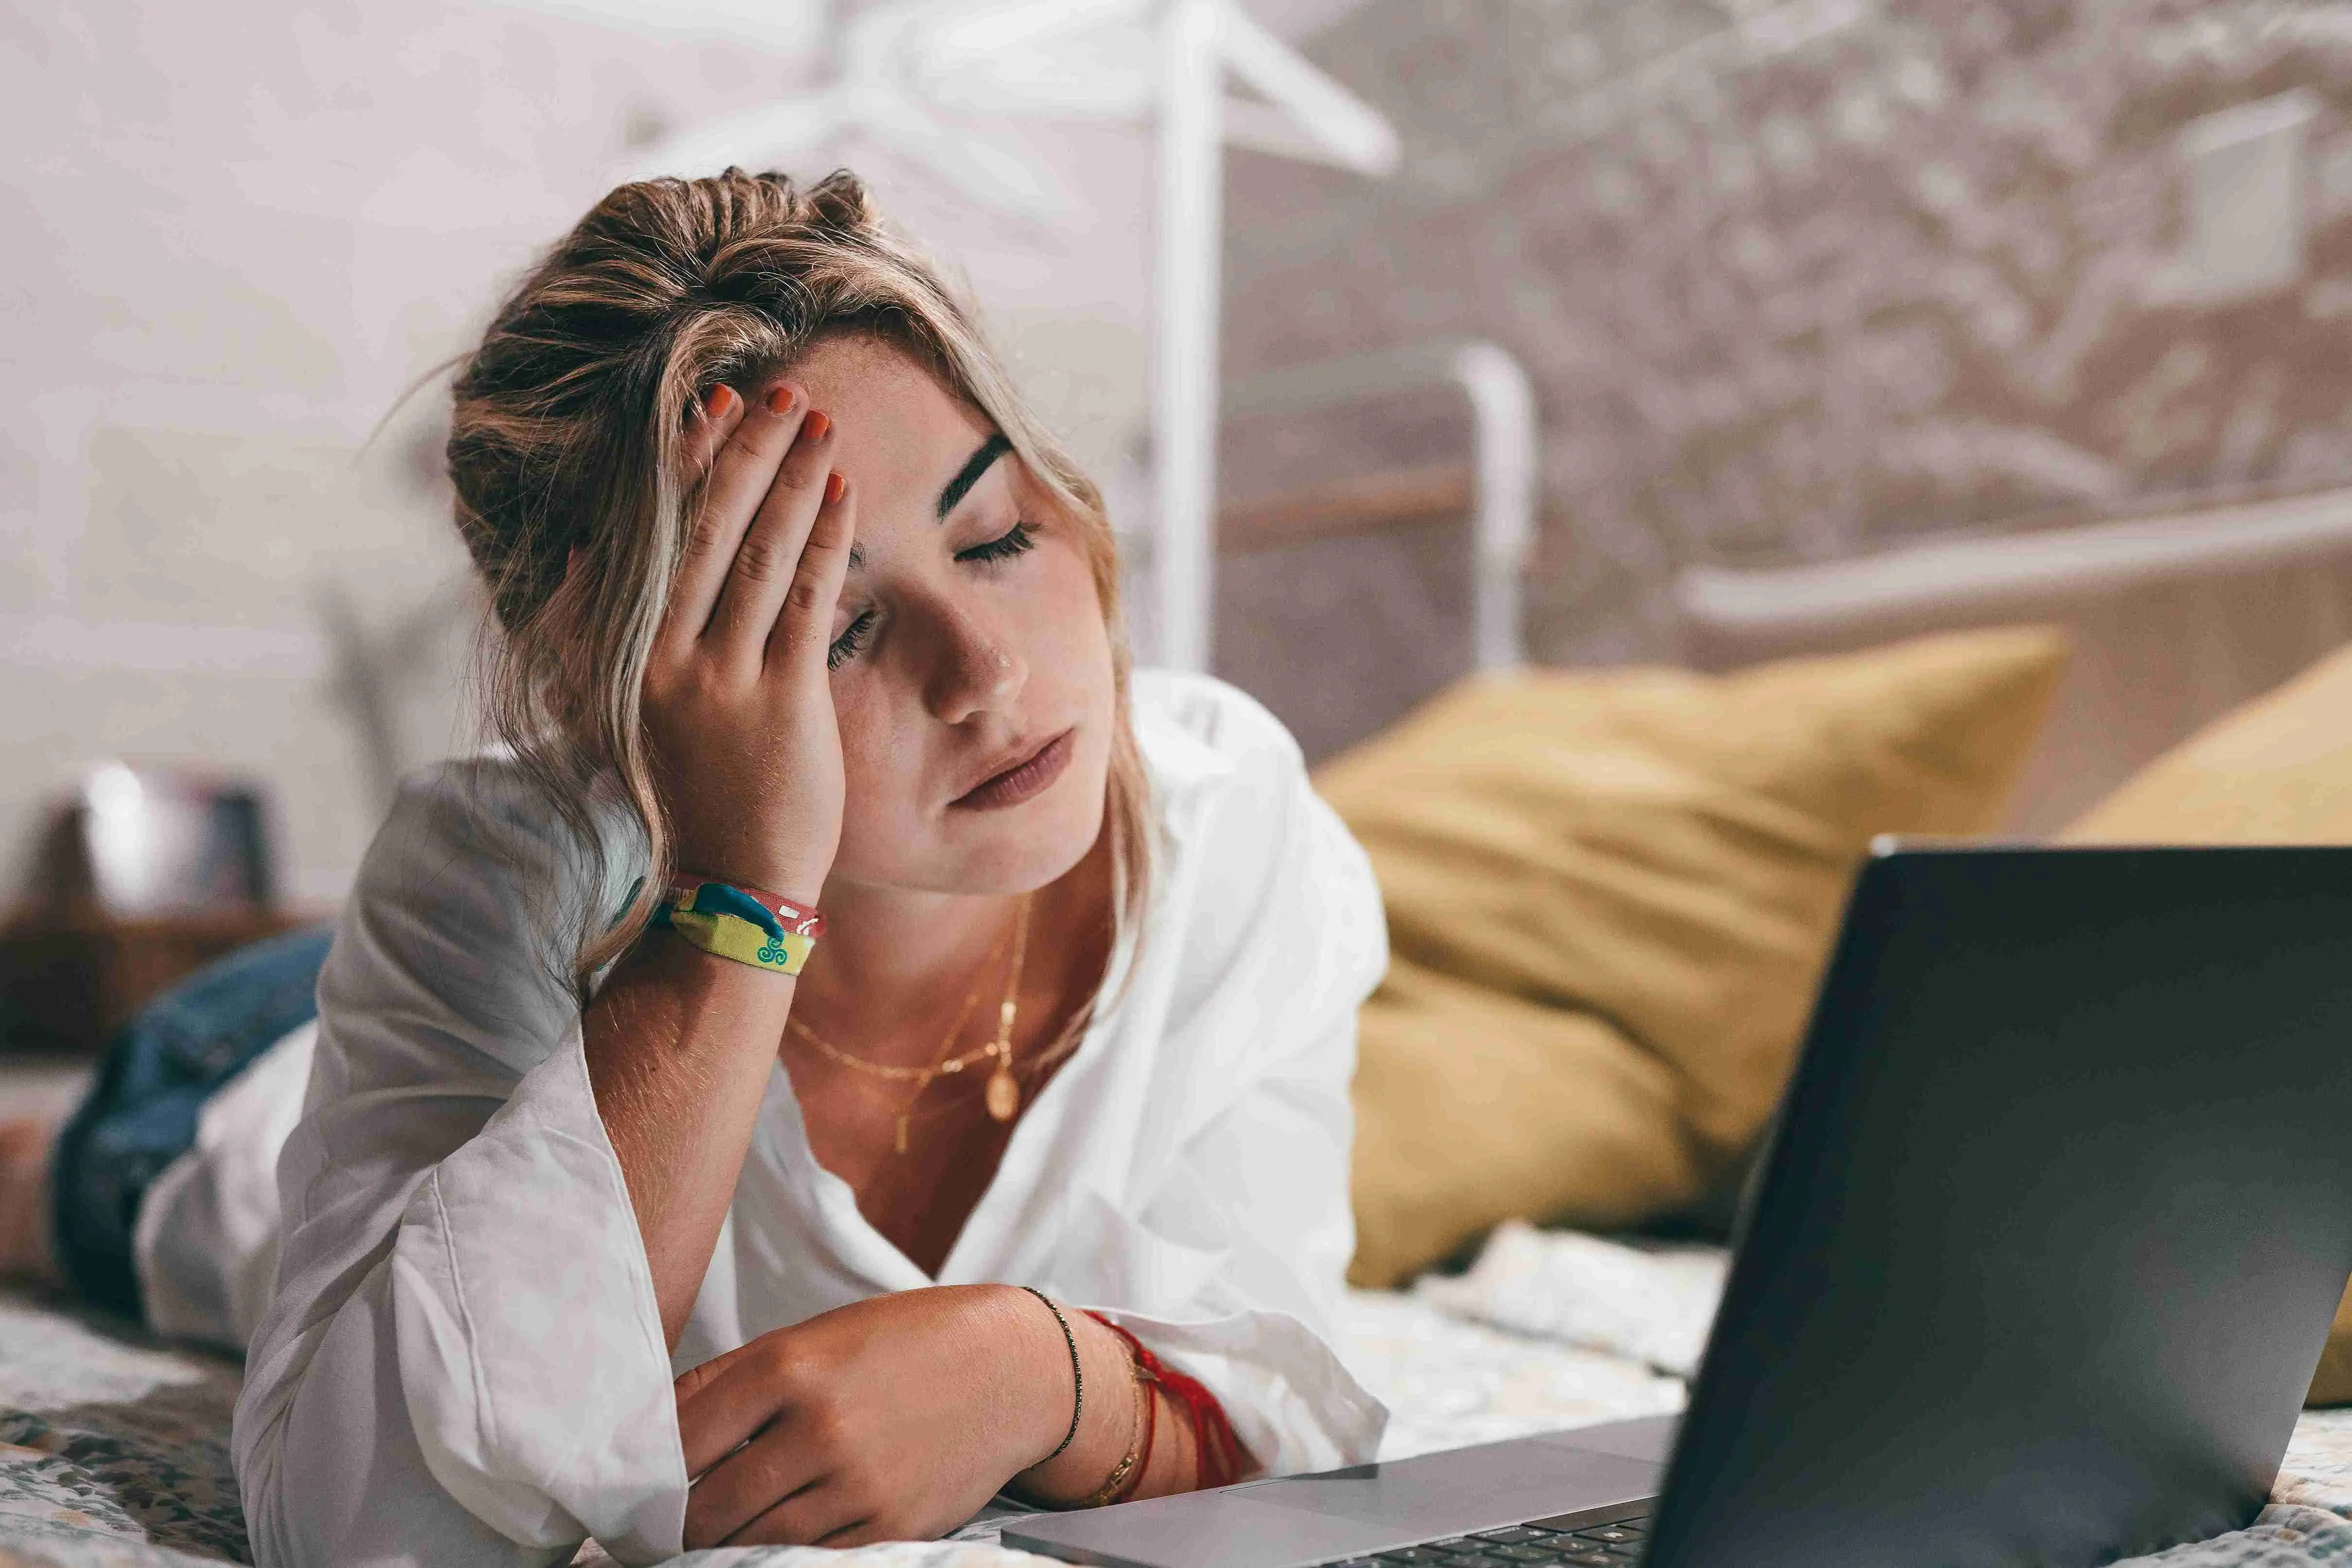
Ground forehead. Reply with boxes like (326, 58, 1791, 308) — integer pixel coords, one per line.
(761, 335, 995, 527)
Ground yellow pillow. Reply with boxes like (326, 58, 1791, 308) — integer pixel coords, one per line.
(2061, 641, 2352, 1403)
(2062, 642, 2352, 847)
(1322, 627, 2070, 1287)
(1347, 956, 1705, 1289)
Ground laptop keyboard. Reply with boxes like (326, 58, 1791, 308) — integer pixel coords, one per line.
(1327, 1514, 1652, 1568)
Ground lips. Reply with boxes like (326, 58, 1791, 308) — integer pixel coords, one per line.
(951, 729, 1076, 811)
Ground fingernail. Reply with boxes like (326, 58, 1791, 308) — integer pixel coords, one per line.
(765, 384, 798, 415)
(802, 410, 832, 443)
(707, 385, 739, 419)
(824, 472, 846, 504)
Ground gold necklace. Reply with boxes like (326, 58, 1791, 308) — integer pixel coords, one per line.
(891, 1016, 1089, 1135)
(787, 893, 1035, 1146)
(866, 918, 1009, 1156)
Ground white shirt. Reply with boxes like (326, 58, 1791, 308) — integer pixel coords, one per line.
(222, 672, 1390, 1567)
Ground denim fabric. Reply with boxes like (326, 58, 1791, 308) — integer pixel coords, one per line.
(51, 926, 334, 1320)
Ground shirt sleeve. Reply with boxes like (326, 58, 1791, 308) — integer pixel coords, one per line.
(1059, 688, 1392, 1478)
(231, 761, 687, 1568)
(1078, 1022, 1388, 1481)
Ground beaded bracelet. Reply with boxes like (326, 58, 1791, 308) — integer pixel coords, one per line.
(652, 875, 824, 977)
(1021, 1287, 1084, 1463)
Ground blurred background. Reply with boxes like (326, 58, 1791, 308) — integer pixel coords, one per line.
(6, 0, 2352, 1050)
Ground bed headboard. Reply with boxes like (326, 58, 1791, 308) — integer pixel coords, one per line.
(1672, 488, 2352, 834)
(1210, 337, 2352, 826)
(1212, 339, 1536, 763)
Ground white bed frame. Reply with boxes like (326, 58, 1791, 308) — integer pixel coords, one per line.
(1220, 337, 1539, 673)
(1673, 487, 2352, 833)
(1208, 355, 2352, 830)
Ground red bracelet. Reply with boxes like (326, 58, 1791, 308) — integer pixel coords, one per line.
(1083, 1313, 1248, 1491)
(663, 874, 825, 937)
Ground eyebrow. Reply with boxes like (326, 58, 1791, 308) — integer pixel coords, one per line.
(937, 433, 1012, 519)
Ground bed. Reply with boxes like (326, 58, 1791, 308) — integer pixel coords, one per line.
(8, 1222, 2352, 1567)
(13, 363, 2352, 1565)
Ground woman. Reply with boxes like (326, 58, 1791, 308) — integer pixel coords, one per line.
(10, 167, 1390, 1565)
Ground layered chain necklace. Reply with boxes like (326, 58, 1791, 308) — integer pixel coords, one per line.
(785, 892, 1034, 1154)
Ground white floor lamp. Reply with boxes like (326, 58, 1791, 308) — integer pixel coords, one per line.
(1143, 0, 1397, 669)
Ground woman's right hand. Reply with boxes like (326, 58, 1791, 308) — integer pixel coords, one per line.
(642, 383, 856, 905)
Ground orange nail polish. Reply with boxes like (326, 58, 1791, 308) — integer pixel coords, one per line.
(802, 410, 831, 443)
(765, 385, 797, 415)
(707, 385, 739, 419)
(824, 472, 846, 504)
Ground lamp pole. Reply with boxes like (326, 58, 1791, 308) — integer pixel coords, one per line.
(1152, 0, 1225, 675)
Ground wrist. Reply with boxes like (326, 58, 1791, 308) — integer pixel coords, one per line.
(671, 858, 828, 910)
(755, 866, 829, 909)
(1005, 1285, 1085, 1473)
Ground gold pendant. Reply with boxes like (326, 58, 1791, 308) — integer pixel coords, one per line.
(894, 1113, 910, 1155)
(985, 1066, 1020, 1122)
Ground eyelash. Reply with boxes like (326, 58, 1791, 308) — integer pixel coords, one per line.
(827, 608, 876, 672)
(957, 518, 1036, 564)
(825, 521, 1037, 670)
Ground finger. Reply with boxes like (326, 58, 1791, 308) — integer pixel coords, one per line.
(657, 383, 810, 655)
(671, 1344, 742, 1415)
(684, 1430, 830, 1548)
(765, 471, 855, 673)
(655, 384, 755, 647)
(722, 1474, 868, 1549)
(675, 1349, 794, 1479)
(706, 407, 838, 661)
(808, 1514, 892, 1550)
(676, 383, 747, 486)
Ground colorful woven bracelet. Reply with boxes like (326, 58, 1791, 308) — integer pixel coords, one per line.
(665, 875, 825, 938)
(652, 877, 823, 977)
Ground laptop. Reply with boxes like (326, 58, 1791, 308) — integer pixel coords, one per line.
(1007, 843, 2352, 1568)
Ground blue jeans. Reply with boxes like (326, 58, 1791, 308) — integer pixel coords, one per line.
(51, 926, 334, 1320)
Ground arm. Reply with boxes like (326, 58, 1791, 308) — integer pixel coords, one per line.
(232, 762, 689, 1567)
(234, 386, 858, 1566)
(587, 382, 848, 1348)
(669, 1281, 1156, 1546)
(586, 932, 807, 1349)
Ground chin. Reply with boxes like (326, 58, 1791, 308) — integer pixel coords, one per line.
(837, 718, 1118, 897)
(935, 736, 1111, 895)
(955, 778, 1107, 894)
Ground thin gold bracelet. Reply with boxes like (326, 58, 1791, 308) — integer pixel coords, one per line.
(1072, 1346, 1149, 1509)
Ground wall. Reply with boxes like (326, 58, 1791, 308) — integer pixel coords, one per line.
(1218, 0, 2352, 686)
(0, 0, 1159, 909)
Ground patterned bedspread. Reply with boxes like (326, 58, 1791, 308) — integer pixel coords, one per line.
(6, 1224, 2351, 1568)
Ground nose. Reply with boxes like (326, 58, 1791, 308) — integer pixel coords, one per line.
(922, 600, 1028, 725)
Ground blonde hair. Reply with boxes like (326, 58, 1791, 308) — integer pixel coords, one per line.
(445, 168, 1151, 990)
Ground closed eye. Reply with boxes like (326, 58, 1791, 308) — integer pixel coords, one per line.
(955, 520, 1035, 564)
(827, 607, 876, 671)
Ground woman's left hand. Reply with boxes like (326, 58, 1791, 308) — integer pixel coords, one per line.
(675, 1284, 1072, 1547)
